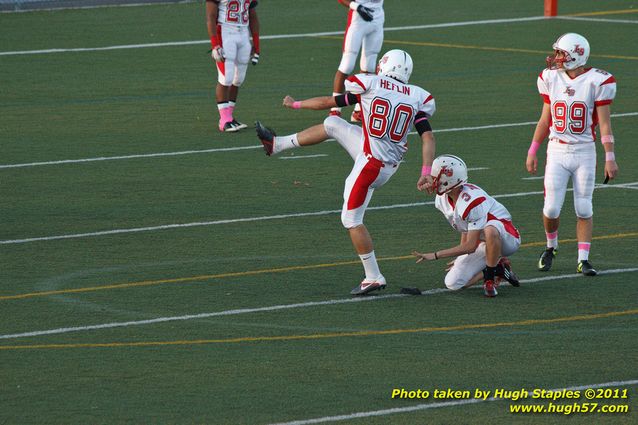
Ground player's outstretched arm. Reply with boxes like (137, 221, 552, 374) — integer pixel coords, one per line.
(413, 231, 480, 263)
(283, 95, 337, 110)
(527, 103, 551, 174)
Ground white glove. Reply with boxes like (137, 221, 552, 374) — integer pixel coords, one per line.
(212, 46, 225, 62)
(251, 53, 260, 65)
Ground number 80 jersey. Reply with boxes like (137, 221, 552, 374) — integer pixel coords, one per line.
(345, 73, 435, 164)
(537, 67, 616, 144)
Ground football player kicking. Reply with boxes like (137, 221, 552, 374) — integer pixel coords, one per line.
(330, 0, 384, 122)
(526, 33, 618, 276)
(412, 155, 521, 297)
(206, 0, 260, 132)
(256, 49, 436, 295)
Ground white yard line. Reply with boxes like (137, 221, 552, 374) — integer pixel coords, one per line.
(0, 16, 550, 56)
(2, 112, 636, 170)
(1, 183, 635, 245)
(268, 379, 638, 425)
(0, 268, 635, 340)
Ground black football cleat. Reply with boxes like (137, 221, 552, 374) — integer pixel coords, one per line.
(496, 257, 520, 287)
(538, 247, 557, 272)
(577, 260, 597, 276)
(220, 120, 241, 133)
(230, 119, 248, 131)
(255, 121, 276, 156)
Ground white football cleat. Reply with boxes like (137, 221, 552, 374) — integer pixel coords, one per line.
(350, 274, 386, 295)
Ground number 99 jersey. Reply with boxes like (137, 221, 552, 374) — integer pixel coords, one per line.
(345, 73, 435, 165)
(537, 67, 616, 144)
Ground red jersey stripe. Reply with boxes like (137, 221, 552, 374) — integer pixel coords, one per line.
(423, 94, 434, 104)
(600, 75, 616, 86)
(594, 99, 613, 106)
(540, 93, 550, 104)
(347, 75, 366, 91)
(462, 196, 486, 220)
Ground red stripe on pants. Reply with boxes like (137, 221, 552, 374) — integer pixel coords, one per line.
(347, 158, 382, 210)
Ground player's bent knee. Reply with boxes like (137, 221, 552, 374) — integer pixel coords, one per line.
(341, 210, 363, 229)
(574, 198, 593, 218)
(444, 274, 466, 291)
(323, 115, 343, 137)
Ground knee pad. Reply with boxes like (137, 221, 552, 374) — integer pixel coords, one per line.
(323, 115, 342, 138)
(338, 52, 357, 75)
(341, 208, 363, 229)
(574, 197, 593, 218)
(232, 62, 248, 87)
(444, 274, 465, 291)
(543, 202, 562, 219)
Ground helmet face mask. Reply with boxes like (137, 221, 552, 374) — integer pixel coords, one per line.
(546, 33, 590, 71)
(377, 49, 413, 83)
(431, 155, 468, 195)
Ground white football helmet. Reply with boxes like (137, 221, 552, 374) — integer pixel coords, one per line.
(377, 49, 413, 83)
(431, 154, 468, 195)
(547, 33, 590, 70)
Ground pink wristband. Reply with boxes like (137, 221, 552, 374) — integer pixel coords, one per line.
(292, 101, 302, 109)
(421, 165, 432, 177)
(601, 135, 615, 144)
(528, 141, 541, 156)
(605, 152, 615, 161)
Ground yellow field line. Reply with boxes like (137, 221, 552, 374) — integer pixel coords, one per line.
(0, 309, 635, 351)
(317, 36, 638, 61)
(569, 9, 638, 17)
(2, 232, 637, 302)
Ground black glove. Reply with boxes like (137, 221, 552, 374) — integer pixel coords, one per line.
(357, 5, 374, 22)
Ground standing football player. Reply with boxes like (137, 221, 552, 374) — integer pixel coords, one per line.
(412, 155, 521, 297)
(329, 0, 384, 122)
(206, 0, 260, 132)
(256, 50, 436, 295)
(526, 33, 618, 276)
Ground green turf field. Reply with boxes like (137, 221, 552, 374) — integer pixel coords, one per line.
(1, 0, 637, 423)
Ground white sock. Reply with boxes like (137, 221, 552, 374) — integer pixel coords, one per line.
(272, 134, 300, 155)
(217, 102, 229, 111)
(359, 250, 381, 281)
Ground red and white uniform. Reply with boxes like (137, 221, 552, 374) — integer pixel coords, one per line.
(215, 0, 254, 86)
(323, 73, 435, 228)
(434, 183, 521, 290)
(537, 67, 616, 219)
(339, 0, 384, 74)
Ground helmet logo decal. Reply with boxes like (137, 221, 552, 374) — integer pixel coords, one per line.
(573, 44, 585, 56)
(440, 166, 453, 177)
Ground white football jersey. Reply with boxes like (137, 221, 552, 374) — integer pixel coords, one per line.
(434, 183, 519, 238)
(537, 67, 616, 144)
(345, 73, 435, 164)
(217, 0, 253, 27)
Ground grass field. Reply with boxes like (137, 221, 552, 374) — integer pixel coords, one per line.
(1, 0, 637, 423)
